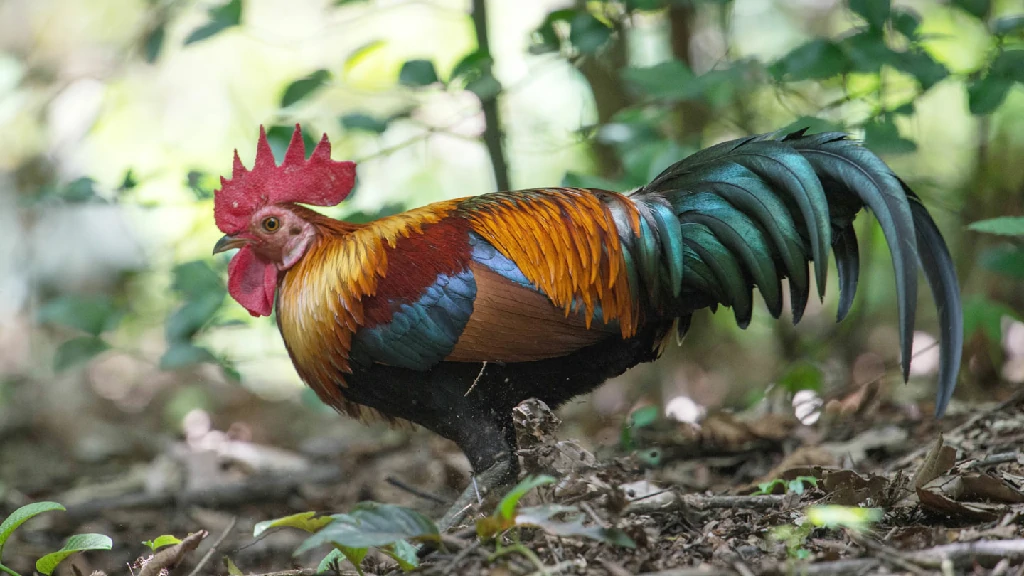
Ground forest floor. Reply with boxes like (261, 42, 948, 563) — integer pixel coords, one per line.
(2, 385, 1024, 576)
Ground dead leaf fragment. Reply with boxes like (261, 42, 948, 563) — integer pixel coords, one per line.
(918, 474, 1024, 521)
(912, 435, 957, 489)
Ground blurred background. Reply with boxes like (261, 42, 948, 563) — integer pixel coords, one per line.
(0, 0, 1022, 499)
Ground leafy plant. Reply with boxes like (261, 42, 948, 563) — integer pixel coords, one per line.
(754, 475, 820, 496)
(141, 535, 182, 551)
(256, 506, 437, 575)
(0, 502, 112, 576)
(620, 405, 659, 451)
(770, 504, 882, 562)
(475, 475, 635, 547)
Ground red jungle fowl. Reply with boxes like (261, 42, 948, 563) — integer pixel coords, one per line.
(213, 125, 963, 530)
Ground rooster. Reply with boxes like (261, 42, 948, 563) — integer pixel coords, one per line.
(213, 125, 962, 529)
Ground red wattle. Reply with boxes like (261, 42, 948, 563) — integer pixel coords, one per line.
(227, 245, 277, 317)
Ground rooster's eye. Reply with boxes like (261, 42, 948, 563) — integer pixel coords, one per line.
(262, 217, 280, 232)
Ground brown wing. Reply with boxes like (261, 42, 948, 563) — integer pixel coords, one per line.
(445, 264, 615, 363)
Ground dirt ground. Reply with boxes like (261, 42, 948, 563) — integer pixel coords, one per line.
(2, 384, 1023, 576)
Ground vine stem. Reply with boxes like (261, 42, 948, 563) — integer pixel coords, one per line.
(0, 562, 22, 576)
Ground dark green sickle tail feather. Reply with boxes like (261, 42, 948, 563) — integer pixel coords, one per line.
(629, 130, 962, 416)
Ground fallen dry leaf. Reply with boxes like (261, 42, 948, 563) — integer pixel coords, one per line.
(918, 474, 1024, 521)
(912, 434, 957, 489)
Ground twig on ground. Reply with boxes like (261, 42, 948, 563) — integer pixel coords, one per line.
(848, 531, 930, 575)
(138, 530, 208, 576)
(965, 451, 1021, 470)
(627, 492, 786, 514)
(66, 465, 340, 519)
(186, 516, 237, 576)
(888, 389, 1024, 473)
(639, 566, 741, 576)
(903, 539, 1024, 569)
(731, 561, 756, 576)
(385, 475, 448, 504)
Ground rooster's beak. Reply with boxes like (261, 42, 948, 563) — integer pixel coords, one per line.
(213, 234, 247, 255)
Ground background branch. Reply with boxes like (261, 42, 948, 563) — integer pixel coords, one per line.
(471, 0, 510, 192)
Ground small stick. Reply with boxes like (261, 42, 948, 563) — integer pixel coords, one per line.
(385, 475, 447, 504)
(186, 517, 237, 576)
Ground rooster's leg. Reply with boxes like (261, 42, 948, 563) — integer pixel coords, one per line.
(435, 408, 520, 532)
(437, 450, 516, 532)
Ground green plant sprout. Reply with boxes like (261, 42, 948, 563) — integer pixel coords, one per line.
(0, 502, 111, 576)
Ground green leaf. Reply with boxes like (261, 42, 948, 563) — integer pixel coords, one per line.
(515, 505, 636, 548)
(143, 22, 166, 63)
(55, 337, 110, 371)
(295, 503, 439, 554)
(806, 506, 882, 531)
(951, 0, 990, 19)
(963, 294, 1019, 344)
(35, 534, 112, 576)
(863, 117, 917, 154)
(166, 293, 224, 343)
(992, 15, 1024, 36)
(625, 0, 664, 10)
(266, 125, 317, 162)
(62, 177, 104, 203)
(398, 60, 439, 87)
(450, 50, 493, 83)
(892, 49, 949, 90)
(968, 74, 1013, 115)
(787, 476, 819, 495)
(344, 40, 387, 75)
(568, 11, 612, 55)
(254, 512, 334, 538)
(779, 116, 846, 135)
(621, 59, 698, 100)
(173, 261, 225, 300)
(225, 556, 244, 576)
(281, 69, 331, 108)
(340, 112, 390, 134)
(38, 295, 120, 335)
(891, 7, 921, 39)
(380, 540, 419, 571)
(159, 344, 217, 370)
(186, 170, 217, 200)
(840, 29, 898, 74)
(968, 216, 1024, 236)
(142, 535, 182, 551)
(497, 475, 556, 521)
(629, 405, 659, 429)
(334, 545, 367, 574)
(754, 479, 786, 495)
(991, 50, 1024, 83)
(184, 0, 242, 45)
(770, 39, 847, 81)
(636, 447, 662, 466)
(118, 169, 138, 192)
(777, 362, 823, 393)
(529, 9, 575, 55)
(466, 73, 502, 100)
(979, 245, 1024, 279)
(849, 0, 890, 30)
(316, 548, 347, 574)
(0, 502, 65, 555)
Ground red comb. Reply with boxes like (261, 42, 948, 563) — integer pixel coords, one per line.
(214, 125, 356, 234)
